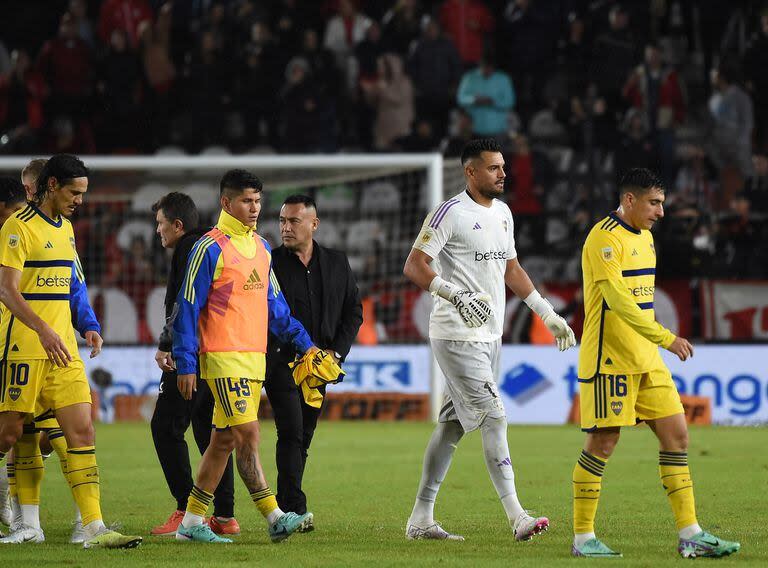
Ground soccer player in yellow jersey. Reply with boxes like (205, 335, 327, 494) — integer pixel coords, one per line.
(0, 154, 141, 549)
(571, 169, 739, 559)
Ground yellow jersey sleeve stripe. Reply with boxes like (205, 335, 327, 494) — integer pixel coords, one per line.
(74, 254, 85, 282)
(184, 236, 215, 303)
(269, 269, 280, 297)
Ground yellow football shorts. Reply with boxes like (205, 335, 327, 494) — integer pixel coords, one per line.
(206, 377, 262, 429)
(579, 366, 684, 431)
(0, 358, 91, 416)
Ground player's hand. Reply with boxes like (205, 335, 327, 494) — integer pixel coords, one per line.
(154, 349, 176, 371)
(666, 336, 693, 361)
(85, 331, 103, 358)
(451, 290, 493, 328)
(541, 312, 577, 351)
(38, 324, 72, 367)
(177, 373, 197, 400)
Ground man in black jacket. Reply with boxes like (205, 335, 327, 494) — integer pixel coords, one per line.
(265, 195, 363, 526)
(148, 192, 237, 537)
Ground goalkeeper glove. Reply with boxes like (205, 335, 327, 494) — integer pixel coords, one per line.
(429, 277, 493, 328)
(523, 290, 577, 351)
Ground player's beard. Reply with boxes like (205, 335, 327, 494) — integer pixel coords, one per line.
(478, 183, 504, 200)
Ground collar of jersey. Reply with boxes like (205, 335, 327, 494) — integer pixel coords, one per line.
(30, 203, 63, 228)
(608, 212, 640, 235)
(216, 209, 255, 237)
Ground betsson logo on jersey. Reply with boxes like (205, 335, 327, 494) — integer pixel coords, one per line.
(474, 250, 508, 262)
(36, 275, 71, 288)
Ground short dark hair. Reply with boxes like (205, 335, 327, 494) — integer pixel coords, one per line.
(152, 192, 199, 231)
(219, 169, 263, 197)
(282, 194, 317, 213)
(618, 168, 664, 196)
(34, 154, 88, 204)
(461, 138, 502, 166)
(0, 177, 26, 206)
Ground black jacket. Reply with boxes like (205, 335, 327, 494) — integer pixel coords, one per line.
(158, 227, 208, 352)
(266, 243, 363, 366)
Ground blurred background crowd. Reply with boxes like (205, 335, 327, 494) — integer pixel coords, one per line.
(1, 0, 767, 344)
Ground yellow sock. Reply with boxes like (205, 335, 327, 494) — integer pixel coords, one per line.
(66, 446, 102, 526)
(251, 487, 278, 519)
(573, 450, 606, 534)
(187, 485, 213, 517)
(15, 431, 44, 506)
(7, 460, 16, 499)
(659, 451, 697, 530)
(46, 429, 69, 476)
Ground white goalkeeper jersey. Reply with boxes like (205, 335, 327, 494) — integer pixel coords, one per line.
(412, 189, 517, 342)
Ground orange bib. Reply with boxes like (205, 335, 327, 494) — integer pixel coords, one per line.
(199, 228, 270, 354)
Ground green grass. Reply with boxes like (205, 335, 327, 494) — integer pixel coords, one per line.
(1, 422, 766, 566)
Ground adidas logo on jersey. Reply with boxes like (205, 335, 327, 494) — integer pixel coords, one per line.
(605, 357, 613, 365)
(44, 241, 54, 249)
(243, 268, 264, 290)
(631, 248, 638, 256)
(11, 344, 18, 352)
(473, 223, 481, 230)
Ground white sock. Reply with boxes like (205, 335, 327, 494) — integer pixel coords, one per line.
(73, 504, 82, 523)
(408, 421, 464, 527)
(0, 464, 8, 491)
(11, 494, 20, 519)
(83, 519, 106, 538)
(181, 512, 205, 528)
(20, 504, 40, 529)
(574, 532, 596, 546)
(266, 508, 283, 525)
(480, 417, 525, 521)
(679, 523, 703, 539)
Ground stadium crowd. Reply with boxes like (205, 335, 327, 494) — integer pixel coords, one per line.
(1, 0, 767, 299)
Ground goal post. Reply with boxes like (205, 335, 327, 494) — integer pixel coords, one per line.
(0, 153, 447, 422)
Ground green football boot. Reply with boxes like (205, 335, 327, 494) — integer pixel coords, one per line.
(678, 530, 740, 558)
(572, 537, 622, 558)
(175, 523, 232, 544)
(269, 512, 313, 543)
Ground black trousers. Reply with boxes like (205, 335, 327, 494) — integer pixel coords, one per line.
(150, 371, 235, 517)
(264, 363, 324, 515)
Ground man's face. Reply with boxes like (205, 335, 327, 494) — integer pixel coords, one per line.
(223, 188, 262, 228)
(156, 209, 183, 249)
(279, 203, 318, 251)
(0, 201, 24, 226)
(627, 187, 665, 230)
(21, 173, 36, 201)
(50, 176, 87, 218)
(467, 151, 505, 199)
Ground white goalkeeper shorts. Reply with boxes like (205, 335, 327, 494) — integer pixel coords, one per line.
(431, 338, 505, 432)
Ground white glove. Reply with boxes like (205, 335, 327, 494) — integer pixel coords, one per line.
(430, 277, 494, 328)
(524, 290, 577, 351)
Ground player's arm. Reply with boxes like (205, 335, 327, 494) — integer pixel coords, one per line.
(505, 258, 576, 351)
(263, 242, 314, 355)
(404, 208, 491, 328)
(172, 239, 218, 399)
(70, 253, 102, 358)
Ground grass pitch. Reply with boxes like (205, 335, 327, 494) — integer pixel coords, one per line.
(1, 422, 765, 567)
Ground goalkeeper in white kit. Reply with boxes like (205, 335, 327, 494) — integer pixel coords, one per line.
(403, 139, 577, 541)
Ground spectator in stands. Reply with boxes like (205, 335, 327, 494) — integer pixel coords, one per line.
(407, 17, 462, 139)
(279, 57, 337, 153)
(365, 54, 414, 150)
(138, 4, 175, 148)
(323, 0, 371, 74)
(743, 9, 768, 153)
(0, 49, 46, 154)
(674, 147, 716, 211)
(37, 12, 94, 120)
(69, 0, 95, 47)
(300, 28, 340, 98)
(441, 108, 474, 157)
(591, 3, 639, 113)
(354, 21, 386, 148)
(439, 0, 493, 65)
(382, 0, 425, 56)
(45, 115, 96, 155)
(555, 11, 589, 98)
(708, 59, 754, 209)
(98, 29, 142, 151)
(623, 43, 686, 185)
(98, 0, 153, 49)
(457, 49, 514, 139)
(394, 118, 440, 152)
(615, 107, 656, 177)
(271, 0, 304, 50)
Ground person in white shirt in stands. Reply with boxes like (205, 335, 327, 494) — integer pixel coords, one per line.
(403, 138, 577, 542)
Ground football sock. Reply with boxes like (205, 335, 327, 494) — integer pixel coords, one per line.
(15, 432, 43, 508)
(251, 487, 283, 524)
(658, 451, 699, 532)
(183, 485, 213, 527)
(573, 450, 606, 537)
(46, 430, 83, 521)
(7, 461, 16, 499)
(479, 417, 525, 521)
(83, 519, 107, 539)
(20, 504, 40, 529)
(409, 420, 464, 526)
(66, 446, 102, 526)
